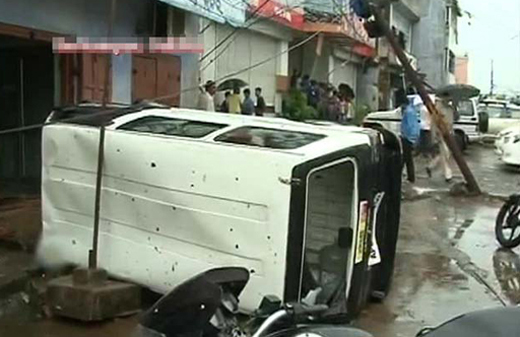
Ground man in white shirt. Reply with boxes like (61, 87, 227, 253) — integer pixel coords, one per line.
(197, 80, 216, 111)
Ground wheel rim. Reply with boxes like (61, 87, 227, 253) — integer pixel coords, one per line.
(501, 205, 520, 243)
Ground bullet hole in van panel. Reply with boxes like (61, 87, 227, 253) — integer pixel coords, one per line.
(116, 149, 121, 153)
(235, 177, 239, 181)
(250, 269, 255, 274)
(235, 244, 239, 249)
(151, 162, 156, 168)
(131, 197, 135, 202)
(230, 228, 234, 232)
(72, 240, 76, 245)
(172, 206, 177, 211)
(190, 184, 194, 188)
(267, 236, 271, 240)
(156, 227, 160, 232)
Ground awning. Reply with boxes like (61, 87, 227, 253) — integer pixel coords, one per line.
(158, 0, 246, 27)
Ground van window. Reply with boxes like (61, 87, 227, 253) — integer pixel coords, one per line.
(479, 105, 510, 118)
(117, 116, 227, 138)
(214, 127, 325, 149)
(458, 100, 474, 116)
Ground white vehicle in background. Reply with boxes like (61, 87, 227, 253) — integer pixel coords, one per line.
(495, 125, 520, 166)
(363, 94, 483, 151)
(478, 100, 520, 135)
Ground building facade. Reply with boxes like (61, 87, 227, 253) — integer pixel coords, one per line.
(0, 0, 242, 183)
(377, 0, 420, 110)
(412, 0, 459, 89)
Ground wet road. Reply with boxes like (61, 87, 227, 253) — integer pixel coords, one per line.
(0, 145, 518, 337)
(355, 196, 516, 337)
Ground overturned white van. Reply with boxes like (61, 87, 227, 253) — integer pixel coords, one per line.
(38, 103, 402, 319)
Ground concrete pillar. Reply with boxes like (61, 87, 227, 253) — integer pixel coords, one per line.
(275, 40, 289, 113)
(328, 54, 335, 84)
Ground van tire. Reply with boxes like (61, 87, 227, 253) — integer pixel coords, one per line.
(479, 111, 489, 133)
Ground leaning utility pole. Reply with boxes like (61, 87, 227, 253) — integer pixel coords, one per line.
(369, 4, 481, 194)
(89, 0, 117, 269)
(490, 59, 494, 96)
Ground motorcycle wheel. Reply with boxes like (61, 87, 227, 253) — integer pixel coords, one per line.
(495, 198, 520, 248)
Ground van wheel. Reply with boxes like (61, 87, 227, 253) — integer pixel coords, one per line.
(455, 132, 466, 151)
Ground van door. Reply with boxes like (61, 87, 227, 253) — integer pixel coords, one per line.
(284, 144, 378, 319)
(455, 99, 480, 140)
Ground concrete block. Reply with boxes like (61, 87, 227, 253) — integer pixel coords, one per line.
(72, 268, 108, 286)
(47, 273, 141, 321)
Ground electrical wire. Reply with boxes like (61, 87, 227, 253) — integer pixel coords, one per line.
(199, 0, 273, 63)
(0, 30, 321, 137)
(200, 0, 307, 73)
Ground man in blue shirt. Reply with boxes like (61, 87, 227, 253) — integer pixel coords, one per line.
(397, 89, 420, 183)
(242, 88, 255, 115)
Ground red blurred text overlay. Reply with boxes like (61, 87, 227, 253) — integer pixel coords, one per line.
(53, 37, 204, 54)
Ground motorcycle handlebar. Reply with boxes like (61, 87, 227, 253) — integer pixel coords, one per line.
(251, 304, 329, 337)
(285, 303, 329, 317)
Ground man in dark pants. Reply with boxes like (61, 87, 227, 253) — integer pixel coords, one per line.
(396, 89, 420, 183)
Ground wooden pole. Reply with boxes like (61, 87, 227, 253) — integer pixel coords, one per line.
(89, 0, 117, 269)
(370, 5, 481, 194)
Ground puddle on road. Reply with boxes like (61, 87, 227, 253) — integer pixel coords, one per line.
(357, 196, 507, 337)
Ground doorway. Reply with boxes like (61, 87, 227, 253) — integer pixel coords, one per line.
(0, 34, 55, 190)
(132, 54, 181, 107)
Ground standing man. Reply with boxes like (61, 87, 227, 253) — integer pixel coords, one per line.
(427, 97, 454, 182)
(397, 89, 420, 184)
(197, 80, 216, 111)
(307, 80, 320, 108)
(255, 87, 266, 116)
(242, 88, 255, 115)
(228, 87, 242, 114)
(220, 91, 231, 112)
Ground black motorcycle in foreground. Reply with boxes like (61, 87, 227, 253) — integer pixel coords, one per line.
(495, 194, 520, 248)
(134, 267, 520, 337)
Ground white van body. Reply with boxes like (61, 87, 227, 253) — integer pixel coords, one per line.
(37, 106, 402, 316)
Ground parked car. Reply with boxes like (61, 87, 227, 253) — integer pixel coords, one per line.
(363, 95, 483, 151)
(495, 125, 520, 166)
(478, 101, 520, 135)
(37, 103, 402, 317)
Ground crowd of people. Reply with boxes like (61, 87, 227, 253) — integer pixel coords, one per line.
(290, 70, 357, 123)
(197, 80, 266, 116)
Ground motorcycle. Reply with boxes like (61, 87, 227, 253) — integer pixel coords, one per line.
(495, 194, 520, 248)
(134, 267, 372, 337)
(134, 266, 520, 337)
(416, 306, 520, 337)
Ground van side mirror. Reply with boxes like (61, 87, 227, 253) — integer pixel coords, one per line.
(338, 227, 353, 249)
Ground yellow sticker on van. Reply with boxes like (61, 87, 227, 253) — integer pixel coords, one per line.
(355, 201, 369, 264)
